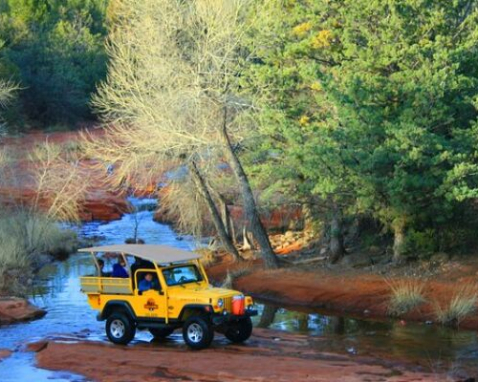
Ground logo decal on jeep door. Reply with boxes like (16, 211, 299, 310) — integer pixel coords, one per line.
(144, 299, 159, 311)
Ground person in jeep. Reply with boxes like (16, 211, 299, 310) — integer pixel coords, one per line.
(138, 273, 154, 292)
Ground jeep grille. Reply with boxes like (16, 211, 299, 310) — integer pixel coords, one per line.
(223, 297, 233, 312)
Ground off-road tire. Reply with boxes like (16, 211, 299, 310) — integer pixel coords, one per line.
(106, 312, 136, 345)
(182, 316, 214, 350)
(224, 317, 253, 343)
(149, 327, 175, 339)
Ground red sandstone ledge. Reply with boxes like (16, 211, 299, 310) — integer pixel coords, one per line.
(32, 329, 439, 382)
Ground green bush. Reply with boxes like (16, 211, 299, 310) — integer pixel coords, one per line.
(404, 229, 437, 259)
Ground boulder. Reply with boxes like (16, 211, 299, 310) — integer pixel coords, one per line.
(0, 297, 46, 325)
(0, 349, 12, 362)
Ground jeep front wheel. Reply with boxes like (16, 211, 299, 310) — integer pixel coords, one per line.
(182, 316, 214, 350)
(224, 317, 253, 343)
(106, 313, 136, 345)
(149, 327, 175, 339)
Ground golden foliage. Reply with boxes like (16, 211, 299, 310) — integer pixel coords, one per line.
(299, 115, 310, 126)
(311, 30, 333, 49)
(292, 22, 312, 37)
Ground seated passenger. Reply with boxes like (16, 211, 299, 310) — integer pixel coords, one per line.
(131, 256, 155, 288)
(112, 258, 129, 278)
(138, 273, 154, 292)
(97, 259, 111, 277)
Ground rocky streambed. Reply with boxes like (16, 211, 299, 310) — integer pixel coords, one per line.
(0, 198, 477, 381)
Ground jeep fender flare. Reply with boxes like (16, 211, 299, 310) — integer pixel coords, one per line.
(178, 304, 213, 321)
(99, 300, 137, 321)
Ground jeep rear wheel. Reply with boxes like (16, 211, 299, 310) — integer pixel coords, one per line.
(224, 317, 253, 343)
(182, 316, 214, 350)
(106, 313, 136, 345)
(149, 327, 175, 339)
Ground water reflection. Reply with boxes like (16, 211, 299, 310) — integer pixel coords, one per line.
(254, 302, 478, 374)
(257, 305, 277, 328)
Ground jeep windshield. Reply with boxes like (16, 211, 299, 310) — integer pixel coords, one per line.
(162, 264, 203, 286)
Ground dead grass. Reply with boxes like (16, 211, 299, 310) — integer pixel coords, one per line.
(434, 285, 478, 327)
(387, 279, 426, 316)
(195, 248, 217, 267)
(0, 212, 78, 296)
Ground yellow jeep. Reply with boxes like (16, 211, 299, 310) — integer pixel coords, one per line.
(79, 244, 257, 349)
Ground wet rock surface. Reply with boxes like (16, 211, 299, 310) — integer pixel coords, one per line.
(0, 349, 12, 362)
(0, 297, 46, 325)
(33, 329, 438, 382)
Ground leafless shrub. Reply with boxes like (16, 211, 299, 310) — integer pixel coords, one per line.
(30, 141, 90, 222)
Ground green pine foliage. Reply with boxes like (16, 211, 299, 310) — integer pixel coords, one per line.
(242, 0, 478, 259)
(0, 0, 108, 127)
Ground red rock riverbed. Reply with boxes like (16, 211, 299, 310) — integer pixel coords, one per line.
(32, 329, 441, 382)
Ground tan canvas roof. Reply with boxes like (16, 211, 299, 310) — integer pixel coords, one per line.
(79, 244, 201, 263)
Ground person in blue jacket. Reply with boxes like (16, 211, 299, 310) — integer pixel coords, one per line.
(112, 258, 129, 278)
(138, 273, 154, 292)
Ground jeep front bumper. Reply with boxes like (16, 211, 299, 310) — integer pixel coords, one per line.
(211, 308, 258, 325)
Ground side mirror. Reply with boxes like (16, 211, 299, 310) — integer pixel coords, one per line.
(158, 291, 164, 296)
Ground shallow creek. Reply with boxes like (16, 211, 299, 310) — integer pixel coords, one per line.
(0, 198, 477, 380)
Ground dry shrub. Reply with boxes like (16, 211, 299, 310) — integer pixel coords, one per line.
(158, 178, 209, 238)
(387, 279, 426, 316)
(194, 247, 217, 267)
(30, 141, 90, 222)
(434, 285, 478, 327)
(0, 212, 78, 295)
(221, 265, 252, 289)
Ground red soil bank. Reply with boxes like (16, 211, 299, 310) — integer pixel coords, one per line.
(208, 256, 478, 331)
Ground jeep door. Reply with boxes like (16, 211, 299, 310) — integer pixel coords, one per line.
(134, 270, 167, 319)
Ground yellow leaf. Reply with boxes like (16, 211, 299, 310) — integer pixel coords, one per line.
(311, 30, 333, 49)
(292, 22, 312, 37)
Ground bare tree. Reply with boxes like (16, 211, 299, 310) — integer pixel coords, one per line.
(30, 141, 90, 222)
(159, 162, 241, 261)
(85, 0, 279, 268)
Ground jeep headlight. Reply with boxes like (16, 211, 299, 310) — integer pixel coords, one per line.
(217, 298, 224, 308)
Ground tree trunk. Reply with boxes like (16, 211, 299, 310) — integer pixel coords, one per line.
(329, 202, 345, 264)
(218, 193, 235, 243)
(392, 218, 406, 264)
(302, 200, 321, 235)
(219, 108, 279, 269)
(188, 161, 240, 261)
(242, 225, 254, 250)
(302, 202, 315, 233)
